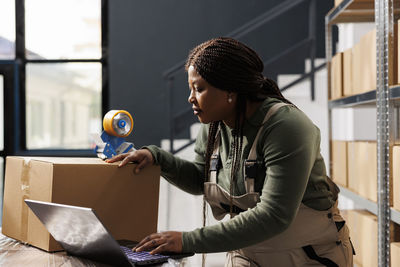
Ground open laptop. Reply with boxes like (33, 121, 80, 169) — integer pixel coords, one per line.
(24, 199, 194, 266)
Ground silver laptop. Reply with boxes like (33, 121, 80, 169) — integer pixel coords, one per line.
(24, 199, 193, 266)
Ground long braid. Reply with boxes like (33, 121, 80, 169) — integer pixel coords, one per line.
(229, 96, 245, 217)
(202, 121, 220, 267)
(203, 120, 220, 225)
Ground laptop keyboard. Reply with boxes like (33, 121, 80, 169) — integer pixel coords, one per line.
(120, 246, 169, 264)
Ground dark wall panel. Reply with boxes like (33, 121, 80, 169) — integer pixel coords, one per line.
(109, 0, 333, 147)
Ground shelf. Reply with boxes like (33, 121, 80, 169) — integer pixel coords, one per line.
(326, 0, 375, 24)
(328, 85, 400, 108)
(339, 186, 400, 225)
(326, 0, 400, 24)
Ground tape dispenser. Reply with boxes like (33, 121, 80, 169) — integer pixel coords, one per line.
(92, 110, 135, 159)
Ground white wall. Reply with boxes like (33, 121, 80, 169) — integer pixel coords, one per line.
(280, 59, 330, 173)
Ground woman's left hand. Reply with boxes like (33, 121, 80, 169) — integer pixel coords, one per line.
(133, 231, 183, 254)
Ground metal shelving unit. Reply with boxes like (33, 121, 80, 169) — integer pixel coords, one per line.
(328, 86, 400, 108)
(339, 185, 400, 224)
(326, 0, 400, 266)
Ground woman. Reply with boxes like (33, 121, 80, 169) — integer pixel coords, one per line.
(107, 37, 353, 267)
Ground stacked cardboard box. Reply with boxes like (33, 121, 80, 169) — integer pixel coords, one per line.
(2, 157, 161, 252)
(334, 0, 374, 7)
(331, 140, 348, 187)
(330, 23, 397, 99)
(343, 48, 353, 97)
(391, 242, 400, 267)
(347, 142, 396, 204)
(347, 142, 378, 202)
(330, 52, 343, 100)
(393, 146, 400, 211)
(359, 29, 376, 93)
(351, 42, 363, 95)
(345, 210, 399, 267)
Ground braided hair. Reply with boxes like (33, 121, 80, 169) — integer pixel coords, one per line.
(185, 36, 293, 221)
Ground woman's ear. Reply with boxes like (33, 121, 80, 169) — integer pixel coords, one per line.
(227, 92, 237, 104)
(228, 94, 233, 103)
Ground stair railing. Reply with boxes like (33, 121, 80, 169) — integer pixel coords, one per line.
(163, 0, 325, 154)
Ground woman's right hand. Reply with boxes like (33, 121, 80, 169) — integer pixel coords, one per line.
(106, 149, 154, 173)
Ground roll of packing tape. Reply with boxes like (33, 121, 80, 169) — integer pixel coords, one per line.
(103, 110, 134, 137)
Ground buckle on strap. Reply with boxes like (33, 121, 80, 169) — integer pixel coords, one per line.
(244, 159, 258, 179)
(210, 154, 219, 171)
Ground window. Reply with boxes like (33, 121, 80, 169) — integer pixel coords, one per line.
(0, 75, 4, 223)
(0, 75, 3, 152)
(25, 0, 101, 60)
(26, 63, 101, 149)
(0, 0, 16, 59)
(22, 0, 105, 151)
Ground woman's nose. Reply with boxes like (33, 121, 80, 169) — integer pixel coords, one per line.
(188, 90, 195, 104)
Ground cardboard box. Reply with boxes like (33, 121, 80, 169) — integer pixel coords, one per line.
(334, 0, 374, 7)
(331, 140, 347, 187)
(347, 142, 377, 201)
(334, 0, 343, 6)
(359, 28, 376, 93)
(346, 210, 400, 267)
(345, 210, 373, 267)
(352, 42, 363, 95)
(2, 157, 161, 251)
(357, 24, 396, 91)
(343, 48, 353, 96)
(330, 52, 343, 100)
(391, 242, 400, 267)
(393, 146, 400, 211)
(347, 142, 395, 204)
(391, 22, 398, 85)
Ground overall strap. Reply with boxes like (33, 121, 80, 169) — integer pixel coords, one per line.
(209, 128, 221, 183)
(245, 102, 290, 193)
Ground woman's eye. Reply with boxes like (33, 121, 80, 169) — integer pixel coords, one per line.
(195, 87, 203, 92)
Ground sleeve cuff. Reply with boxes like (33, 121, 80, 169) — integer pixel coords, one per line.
(141, 145, 161, 165)
(182, 231, 195, 253)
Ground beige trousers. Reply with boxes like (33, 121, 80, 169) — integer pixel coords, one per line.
(224, 203, 353, 267)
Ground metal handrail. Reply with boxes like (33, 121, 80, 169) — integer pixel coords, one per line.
(263, 38, 314, 69)
(162, 0, 309, 79)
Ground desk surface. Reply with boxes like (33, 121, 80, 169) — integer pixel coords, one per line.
(0, 233, 182, 267)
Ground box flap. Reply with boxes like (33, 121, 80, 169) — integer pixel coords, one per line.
(7, 156, 114, 165)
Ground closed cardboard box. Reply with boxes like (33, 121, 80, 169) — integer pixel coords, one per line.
(331, 140, 347, 187)
(331, 52, 343, 100)
(391, 242, 400, 267)
(347, 142, 377, 201)
(397, 19, 400, 85)
(359, 29, 376, 93)
(346, 210, 399, 267)
(343, 48, 353, 96)
(345, 210, 375, 267)
(344, 210, 363, 267)
(393, 146, 400, 211)
(334, 0, 343, 6)
(334, 0, 372, 7)
(2, 157, 161, 252)
(347, 142, 394, 204)
(352, 42, 363, 95)
(358, 25, 396, 91)
(391, 22, 398, 85)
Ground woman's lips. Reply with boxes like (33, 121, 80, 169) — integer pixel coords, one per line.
(193, 107, 201, 115)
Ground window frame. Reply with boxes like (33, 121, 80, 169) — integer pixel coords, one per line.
(11, 0, 108, 156)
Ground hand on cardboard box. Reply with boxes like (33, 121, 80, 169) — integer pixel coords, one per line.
(106, 149, 154, 173)
(133, 231, 183, 255)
